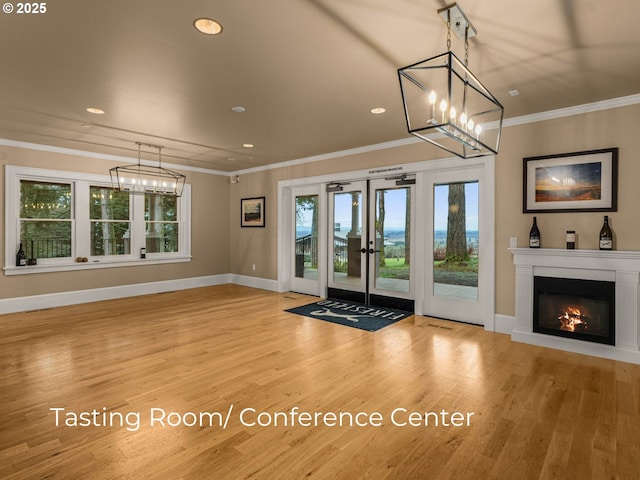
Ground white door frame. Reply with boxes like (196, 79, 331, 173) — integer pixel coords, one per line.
(421, 165, 495, 326)
(289, 184, 326, 296)
(327, 181, 367, 297)
(277, 155, 495, 330)
(367, 177, 416, 303)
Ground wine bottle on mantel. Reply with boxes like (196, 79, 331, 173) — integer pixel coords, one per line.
(529, 217, 541, 248)
(599, 215, 613, 250)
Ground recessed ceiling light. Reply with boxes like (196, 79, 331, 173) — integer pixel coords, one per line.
(242, 143, 254, 148)
(86, 107, 105, 115)
(80, 123, 92, 128)
(194, 18, 223, 35)
(231, 106, 246, 113)
(370, 107, 386, 114)
(508, 89, 520, 97)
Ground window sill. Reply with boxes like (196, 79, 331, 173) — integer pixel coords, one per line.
(3, 256, 192, 275)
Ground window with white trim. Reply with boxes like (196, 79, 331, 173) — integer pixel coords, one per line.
(4, 166, 191, 274)
(20, 180, 73, 261)
(90, 186, 131, 256)
(145, 194, 178, 254)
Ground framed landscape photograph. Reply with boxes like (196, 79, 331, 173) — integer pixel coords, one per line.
(241, 196, 266, 227)
(523, 148, 618, 213)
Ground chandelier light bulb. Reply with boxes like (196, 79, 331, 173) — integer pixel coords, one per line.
(460, 112, 467, 127)
(475, 124, 482, 137)
(427, 91, 437, 121)
(449, 107, 456, 123)
(439, 99, 448, 123)
(467, 118, 474, 132)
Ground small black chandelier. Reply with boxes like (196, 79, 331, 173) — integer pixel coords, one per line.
(398, 3, 504, 158)
(109, 142, 186, 197)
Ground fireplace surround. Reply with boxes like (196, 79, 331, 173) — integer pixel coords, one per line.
(511, 248, 640, 364)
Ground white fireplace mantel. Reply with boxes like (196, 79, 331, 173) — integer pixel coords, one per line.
(510, 248, 640, 364)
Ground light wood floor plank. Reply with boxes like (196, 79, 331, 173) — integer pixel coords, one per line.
(1, 284, 640, 479)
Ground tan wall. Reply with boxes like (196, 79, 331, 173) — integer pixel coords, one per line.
(0, 145, 230, 299)
(230, 103, 640, 318)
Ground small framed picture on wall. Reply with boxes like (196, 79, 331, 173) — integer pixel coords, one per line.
(241, 196, 266, 227)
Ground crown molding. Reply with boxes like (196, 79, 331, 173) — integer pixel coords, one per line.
(503, 93, 640, 128)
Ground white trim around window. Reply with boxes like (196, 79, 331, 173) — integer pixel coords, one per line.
(4, 165, 191, 275)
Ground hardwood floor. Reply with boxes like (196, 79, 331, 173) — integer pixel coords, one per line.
(1, 284, 639, 479)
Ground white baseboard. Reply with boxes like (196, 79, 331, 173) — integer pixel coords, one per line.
(228, 274, 279, 292)
(494, 314, 515, 334)
(0, 274, 231, 315)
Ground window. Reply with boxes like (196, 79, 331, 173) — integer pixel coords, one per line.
(20, 180, 73, 260)
(90, 186, 131, 256)
(5, 166, 191, 274)
(145, 194, 178, 253)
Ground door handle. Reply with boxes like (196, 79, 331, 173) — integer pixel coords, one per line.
(368, 248, 380, 254)
(359, 248, 367, 253)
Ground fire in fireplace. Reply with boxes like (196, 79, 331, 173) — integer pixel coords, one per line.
(533, 276, 615, 345)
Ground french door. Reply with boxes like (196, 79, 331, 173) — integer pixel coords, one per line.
(422, 166, 493, 325)
(327, 178, 415, 311)
(290, 185, 324, 296)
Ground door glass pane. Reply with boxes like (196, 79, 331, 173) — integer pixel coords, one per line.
(333, 191, 362, 286)
(374, 187, 410, 293)
(295, 194, 318, 279)
(433, 182, 478, 301)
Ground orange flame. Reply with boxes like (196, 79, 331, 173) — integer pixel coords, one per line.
(558, 307, 587, 332)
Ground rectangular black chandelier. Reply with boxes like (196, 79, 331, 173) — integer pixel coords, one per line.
(109, 142, 186, 197)
(398, 3, 504, 158)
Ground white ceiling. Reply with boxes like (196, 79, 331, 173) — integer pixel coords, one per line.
(1, 0, 639, 172)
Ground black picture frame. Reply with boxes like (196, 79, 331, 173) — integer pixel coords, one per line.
(523, 148, 618, 213)
(240, 196, 266, 227)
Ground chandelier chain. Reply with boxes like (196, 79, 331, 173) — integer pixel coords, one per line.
(464, 25, 469, 66)
(446, 11, 451, 51)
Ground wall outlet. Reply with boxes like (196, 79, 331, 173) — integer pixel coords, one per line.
(252, 264, 256, 271)
(509, 237, 518, 248)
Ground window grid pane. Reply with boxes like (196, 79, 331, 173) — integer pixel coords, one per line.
(91, 221, 132, 256)
(145, 222, 179, 253)
(20, 220, 72, 259)
(20, 180, 72, 219)
(90, 186, 130, 220)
